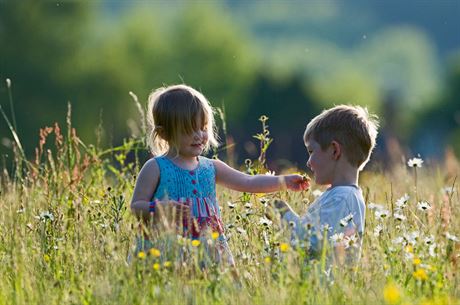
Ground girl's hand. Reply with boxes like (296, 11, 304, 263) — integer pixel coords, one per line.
(284, 174, 310, 191)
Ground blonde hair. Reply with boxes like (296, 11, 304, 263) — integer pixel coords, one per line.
(146, 84, 219, 156)
(304, 105, 379, 170)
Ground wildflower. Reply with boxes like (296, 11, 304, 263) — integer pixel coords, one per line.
(368, 202, 384, 210)
(259, 217, 272, 227)
(330, 232, 344, 244)
(429, 244, 437, 257)
(392, 237, 406, 246)
(344, 234, 359, 249)
(417, 201, 432, 211)
(340, 213, 354, 227)
(265, 171, 275, 176)
(244, 202, 252, 210)
(405, 245, 413, 253)
(445, 232, 459, 242)
(405, 231, 419, 245)
(43, 254, 50, 263)
(413, 268, 428, 281)
(191, 240, 201, 247)
(227, 201, 236, 209)
(424, 235, 435, 245)
(164, 261, 172, 268)
(149, 248, 161, 257)
(442, 186, 455, 195)
(137, 251, 146, 259)
(413, 257, 421, 265)
(279, 243, 290, 252)
(236, 227, 247, 235)
(16, 207, 25, 214)
(39, 211, 54, 222)
(153, 263, 160, 271)
(375, 209, 390, 219)
(395, 194, 410, 209)
(312, 189, 323, 197)
(407, 157, 423, 168)
(259, 197, 268, 205)
(264, 256, 271, 264)
(374, 224, 383, 237)
(211, 232, 219, 240)
(383, 282, 401, 305)
(393, 212, 406, 222)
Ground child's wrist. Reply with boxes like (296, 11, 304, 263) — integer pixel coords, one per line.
(149, 200, 157, 213)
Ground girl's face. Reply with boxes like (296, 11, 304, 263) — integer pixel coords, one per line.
(176, 122, 209, 159)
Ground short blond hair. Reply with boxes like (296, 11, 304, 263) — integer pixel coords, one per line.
(146, 84, 218, 156)
(304, 105, 379, 170)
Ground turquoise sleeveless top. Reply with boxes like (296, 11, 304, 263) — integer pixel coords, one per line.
(152, 156, 224, 238)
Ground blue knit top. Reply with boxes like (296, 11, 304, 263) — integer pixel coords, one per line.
(152, 156, 224, 238)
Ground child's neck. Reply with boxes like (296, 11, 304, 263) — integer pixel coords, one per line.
(330, 162, 359, 187)
(166, 151, 199, 170)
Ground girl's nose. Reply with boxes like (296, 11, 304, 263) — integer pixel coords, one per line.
(306, 159, 311, 169)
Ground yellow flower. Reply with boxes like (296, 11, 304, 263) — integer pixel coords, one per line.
(153, 263, 160, 270)
(413, 268, 428, 281)
(137, 251, 146, 259)
(164, 261, 172, 268)
(43, 254, 50, 263)
(191, 240, 201, 247)
(211, 232, 219, 240)
(405, 245, 413, 253)
(383, 282, 401, 305)
(279, 243, 289, 253)
(264, 256, 271, 264)
(149, 248, 161, 257)
(412, 257, 421, 265)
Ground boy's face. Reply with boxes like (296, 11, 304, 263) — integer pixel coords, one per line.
(305, 139, 335, 185)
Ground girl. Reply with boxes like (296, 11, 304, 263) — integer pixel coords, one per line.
(130, 84, 308, 266)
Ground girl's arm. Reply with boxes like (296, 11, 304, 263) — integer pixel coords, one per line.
(131, 158, 160, 222)
(213, 159, 308, 193)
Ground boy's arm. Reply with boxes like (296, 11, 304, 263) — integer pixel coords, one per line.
(213, 159, 309, 193)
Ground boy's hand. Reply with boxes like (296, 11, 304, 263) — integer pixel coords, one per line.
(284, 174, 310, 191)
(269, 199, 292, 218)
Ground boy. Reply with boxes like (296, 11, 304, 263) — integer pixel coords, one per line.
(274, 105, 379, 264)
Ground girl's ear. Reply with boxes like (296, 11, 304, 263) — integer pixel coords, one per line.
(155, 126, 165, 139)
(330, 140, 342, 160)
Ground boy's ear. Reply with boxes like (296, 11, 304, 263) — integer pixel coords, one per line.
(330, 140, 342, 160)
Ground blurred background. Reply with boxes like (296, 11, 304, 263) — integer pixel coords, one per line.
(1, 0, 459, 171)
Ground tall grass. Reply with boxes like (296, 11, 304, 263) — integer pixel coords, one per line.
(0, 85, 459, 304)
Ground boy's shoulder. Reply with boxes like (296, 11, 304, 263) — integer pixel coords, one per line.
(318, 185, 364, 208)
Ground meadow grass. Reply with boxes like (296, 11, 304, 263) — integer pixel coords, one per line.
(0, 106, 459, 305)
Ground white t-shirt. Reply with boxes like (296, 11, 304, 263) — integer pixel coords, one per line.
(283, 185, 365, 263)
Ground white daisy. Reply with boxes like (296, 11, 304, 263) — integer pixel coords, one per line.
(330, 232, 344, 244)
(340, 213, 354, 227)
(368, 202, 384, 210)
(417, 201, 432, 211)
(424, 235, 435, 245)
(429, 244, 437, 257)
(259, 217, 272, 227)
(374, 224, 383, 237)
(244, 202, 252, 210)
(393, 212, 406, 222)
(227, 201, 236, 209)
(395, 194, 410, 209)
(39, 211, 54, 222)
(343, 234, 359, 249)
(407, 157, 423, 168)
(445, 232, 459, 242)
(375, 209, 390, 219)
